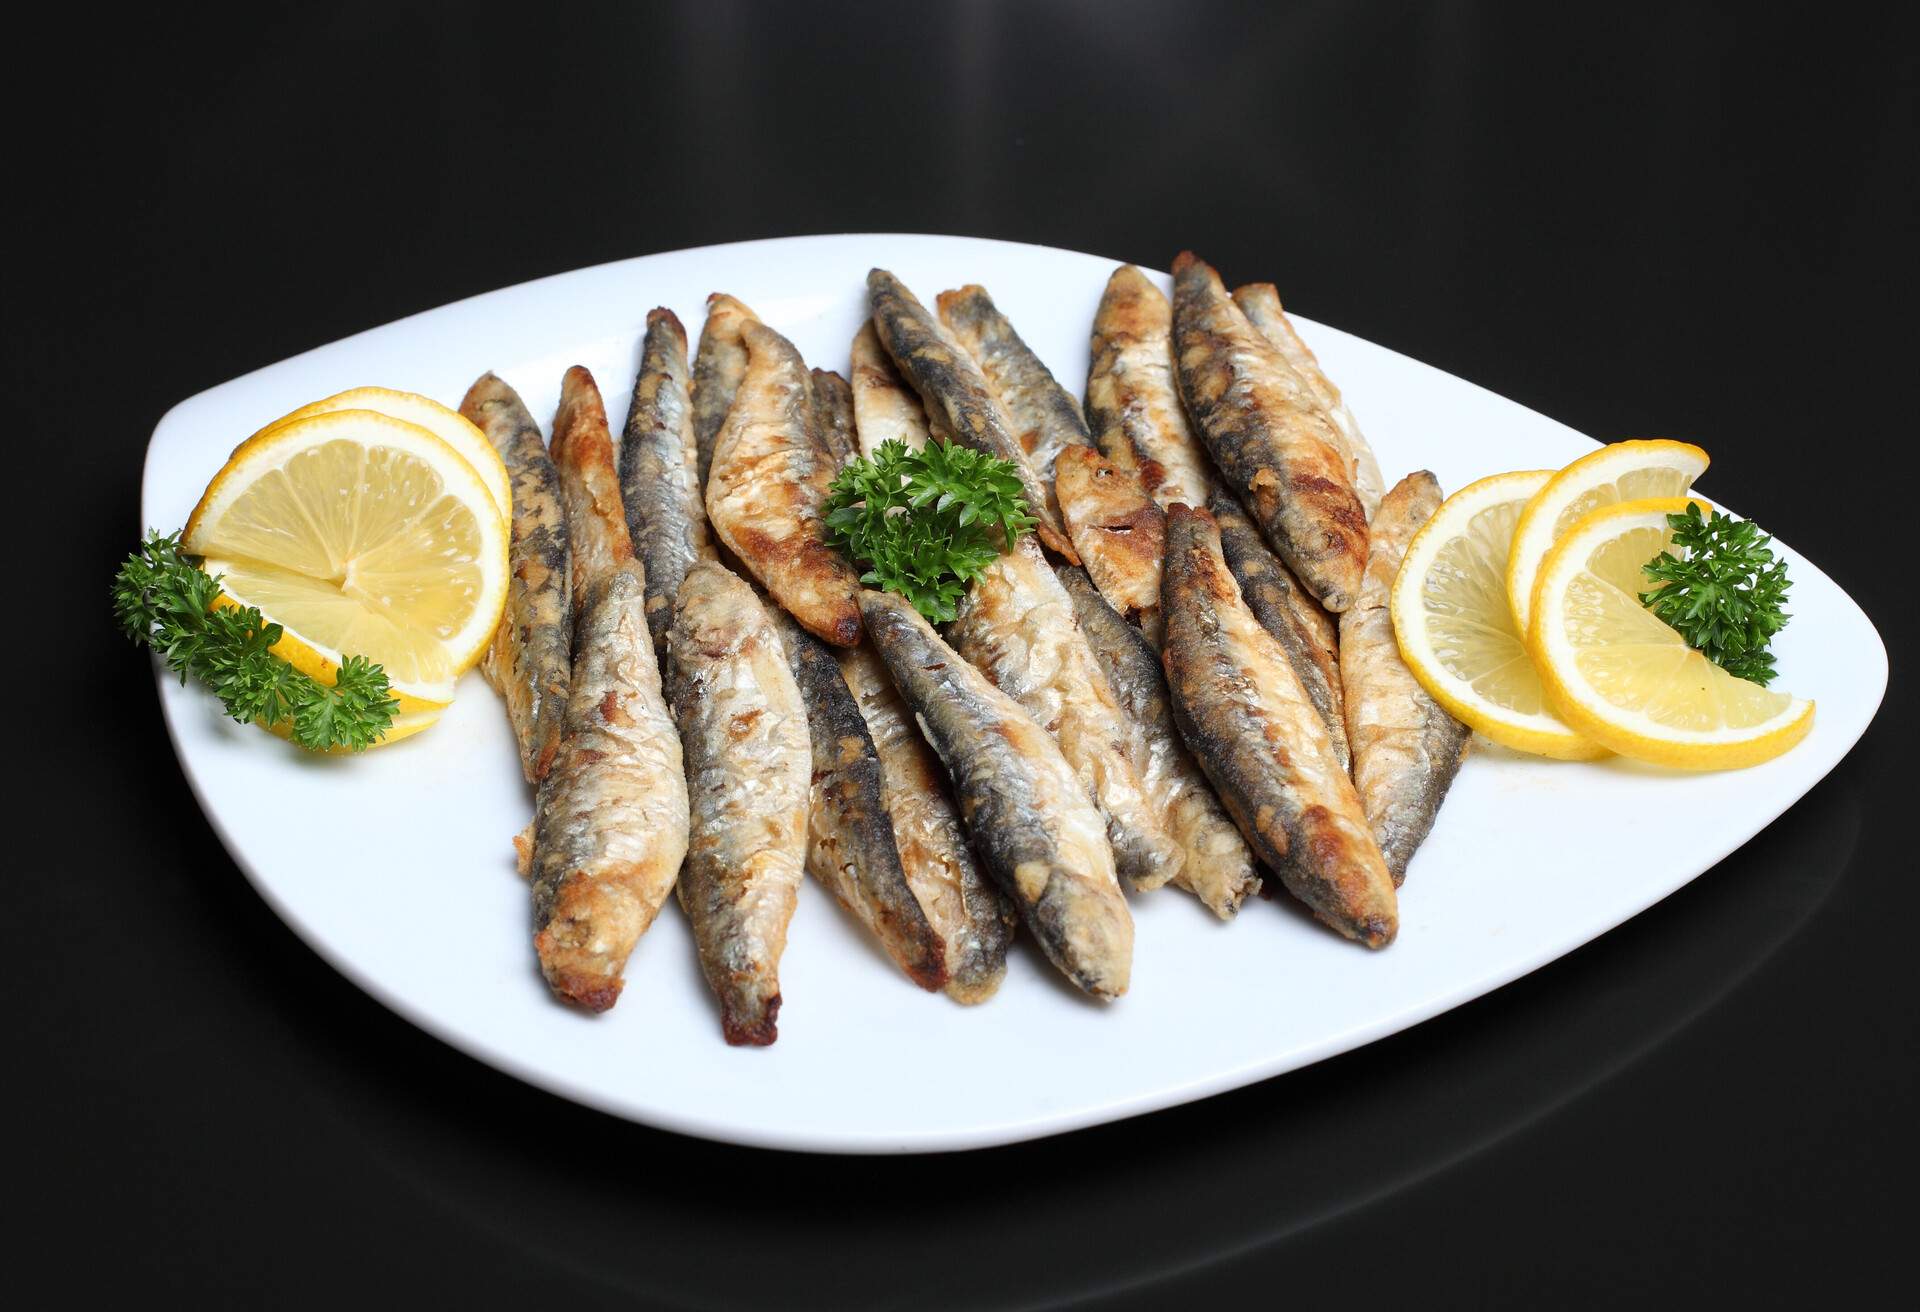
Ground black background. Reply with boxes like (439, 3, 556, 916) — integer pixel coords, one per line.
(12, 3, 1915, 1306)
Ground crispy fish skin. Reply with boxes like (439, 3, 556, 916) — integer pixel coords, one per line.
(860, 589, 1132, 998)
(1232, 282, 1385, 520)
(1058, 567, 1259, 918)
(667, 561, 813, 1045)
(1053, 445, 1166, 647)
(1172, 251, 1368, 611)
(461, 372, 571, 783)
(705, 320, 864, 646)
(1339, 472, 1468, 884)
(530, 563, 689, 1011)
(948, 536, 1183, 891)
(865, 268, 1079, 563)
(690, 293, 759, 491)
(1086, 264, 1219, 511)
(937, 283, 1093, 510)
(1208, 490, 1349, 771)
(620, 308, 712, 661)
(1161, 505, 1398, 946)
(550, 366, 631, 598)
(774, 611, 946, 992)
(835, 643, 1014, 1003)
(849, 320, 931, 456)
(809, 368, 857, 466)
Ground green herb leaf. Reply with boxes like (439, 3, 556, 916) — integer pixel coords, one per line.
(1639, 503, 1792, 685)
(824, 438, 1038, 623)
(114, 530, 400, 751)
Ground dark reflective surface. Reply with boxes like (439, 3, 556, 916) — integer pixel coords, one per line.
(15, 3, 1911, 1305)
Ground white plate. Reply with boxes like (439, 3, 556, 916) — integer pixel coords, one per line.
(143, 233, 1887, 1153)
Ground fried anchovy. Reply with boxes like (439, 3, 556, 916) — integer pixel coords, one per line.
(461, 371, 571, 782)
(1171, 251, 1368, 611)
(1208, 489, 1348, 771)
(809, 368, 857, 467)
(1053, 445, 1166, 647)
(1232, 282, 1385, 520)
(849, 320, 932, 456)
(528, 562, 689, 1011)
(1086, 264, 1220, 511)
(836, 642, 1015, 1003)
(773, 610, 946, 992)
(706, 319, 863, 645)
(620, 308, 712, 661)
(948, 536, 1182, 890)
(1161, 505, 1397, 946)
(1339, 472, 1468, 883)
(865, 268, 1078, 562)
(860, 589, 1131, 998)
(1058, 566, 1259, 917)
(667, 561, 813, 1045)
(937, 282, 1092, 525)
(551, 366, 631, 598)
(690, 293, 759, 491)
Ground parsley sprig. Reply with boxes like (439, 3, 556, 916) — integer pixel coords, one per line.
(825, 439, 1037, 623)
(1639, 503, 1792, 686)
(114, 530, 400, 751)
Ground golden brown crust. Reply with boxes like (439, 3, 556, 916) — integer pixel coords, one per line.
(551, 366, 634, 599)
(1053, 445, 1166, 645)
(1086, 265, 1219, 512)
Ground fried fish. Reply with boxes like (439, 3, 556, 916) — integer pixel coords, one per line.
(619, 308, 711, 661)
(1161, 505, 1397, 946)
(1339, 472, 1469, 883)
(1053, 445, 1166, 646)
(1086, 264, 1219, 512)
(690, 292, 759, 491)
(461, 371, 571, 782)
(809, 367, 857, 466)
(861, 588, 1131, 998)
(705, 320, 863, 646)
(667, 561, 813, 1045)
(849, 320, 932, 457)
(1171, 251, 1368, 611)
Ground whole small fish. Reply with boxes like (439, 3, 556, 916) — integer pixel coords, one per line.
(837, 643, 1015, 1004)
(1172, 251, 1368, 611)
(774, 610, 947, 992)
(809, 368, 857, 467)
(528, 563, 689, 1012)
(1053, 445, 1166, 647)
(690, 293, 760, 491)
(849, 320, 931, 457)
(706, 320, 864, 646)
(865, 268, 1078, 563)
(620, 308, 711, 661)
(550, 366, 629, 598)
(461, 371, 571, 782)
(1058, 567, 1259, 918)
(1208, 490, 1349, 771)
(1161, 505, 1398, 947)
(860, 589, 1132, 998)
(948, 536, 1183, 891)
(1339, 472, 1469, 883)
(1085, 264, 1219, 512)
(1232, 282, 1385, 520)
(667, 561, 813, 1045)
(937, 283, 1093, 520)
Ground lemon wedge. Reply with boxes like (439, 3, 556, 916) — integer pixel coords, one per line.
(1390, 471, 1607, 760)
(1506, 439, 1709, 636)
(184, 409, 510, 706)
(1527, 497, 1812, 769)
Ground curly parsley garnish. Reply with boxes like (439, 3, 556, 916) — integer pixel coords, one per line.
(1639, 503, 1792, 686)
(114, 530, 399, 751)
(824, 438, 1037, 623)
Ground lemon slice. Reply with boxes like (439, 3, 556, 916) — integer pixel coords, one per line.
(1506, 439, 1709, 636)
(184, 409, 510, 704)
(1528, 497, 1812, 769)
(260, 386, 512, 521)
(1390, 471, 1607, 760)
